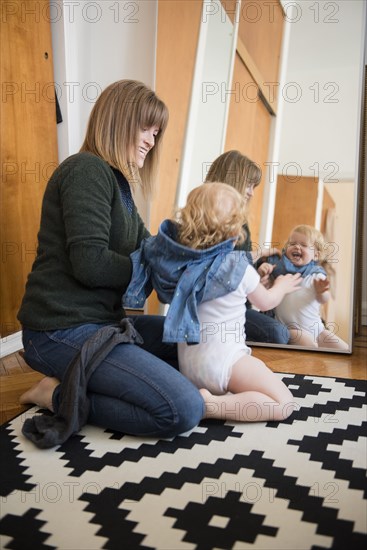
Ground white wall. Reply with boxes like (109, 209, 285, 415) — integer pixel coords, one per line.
(51, 0, 157, 161)
(51, 0, 158, 222)
(277, 0, 365, 180)
(176, 0, 238, 206)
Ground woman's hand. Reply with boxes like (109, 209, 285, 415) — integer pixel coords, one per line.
(257, 262, 274, 289)
(261, 246, 281, 258)
(273, 272, 302, 295)
(250, 246, 281, 263)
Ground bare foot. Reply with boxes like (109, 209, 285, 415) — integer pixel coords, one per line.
(199, 388, 212, 402)
(19, 377, 60, 411)
(199, 388, 220, 419)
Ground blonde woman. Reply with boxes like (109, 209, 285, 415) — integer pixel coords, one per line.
(18, 80, 205, 447)
(205, 150, 290, 345)
(124, 183, 301, 422)
(259, 224, 349, 350)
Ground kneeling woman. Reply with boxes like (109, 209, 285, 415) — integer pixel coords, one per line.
(18, 80, 204, 448)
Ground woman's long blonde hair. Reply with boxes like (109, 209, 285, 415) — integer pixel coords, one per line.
(205, 150, 262, 198)
(80, 80, 168, 195)
(175, 182, 248, 249)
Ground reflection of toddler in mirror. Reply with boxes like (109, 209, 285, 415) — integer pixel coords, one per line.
(124, 183, 302, 422)
(259, 224, 349, 350)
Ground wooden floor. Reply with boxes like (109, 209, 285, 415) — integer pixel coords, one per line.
(1, 328, 366, 425)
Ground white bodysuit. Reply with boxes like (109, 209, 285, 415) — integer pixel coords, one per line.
(178, 265, 260, 394)
(274, 273, 326, 339)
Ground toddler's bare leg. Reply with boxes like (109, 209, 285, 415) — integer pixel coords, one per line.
(200, 356, 297, 422)
(317, 329, 349, 351)
(288, 328, 317, 347)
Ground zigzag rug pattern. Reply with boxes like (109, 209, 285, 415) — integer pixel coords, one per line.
(0, 373, 366, 549)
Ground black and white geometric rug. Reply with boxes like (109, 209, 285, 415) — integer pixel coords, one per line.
(1, 373, 366, 549)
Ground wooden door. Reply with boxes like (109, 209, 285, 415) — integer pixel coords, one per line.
(1, 0, 59, 337)
(147, 0, 203, 313)
(151, 0, 203, 233)
(271, 175, 319, 248)
(224, 0, 284, 246)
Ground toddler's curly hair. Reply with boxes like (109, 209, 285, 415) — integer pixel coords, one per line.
(175, 182, 248, 249)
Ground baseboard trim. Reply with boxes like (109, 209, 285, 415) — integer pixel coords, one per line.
(0, 332, 23, 359)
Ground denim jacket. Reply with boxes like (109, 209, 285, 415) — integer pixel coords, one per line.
(123, 219, 250, 343)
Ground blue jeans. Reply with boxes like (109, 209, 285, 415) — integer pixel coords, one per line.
(22, 316, 205, 438)
(246, 309, 290, 344)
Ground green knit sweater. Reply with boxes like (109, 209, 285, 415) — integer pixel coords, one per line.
(18, 152, 149, 330)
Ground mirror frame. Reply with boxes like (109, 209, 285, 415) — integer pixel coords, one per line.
(253, 0, 367, 354)
(176, 0, 366, 354)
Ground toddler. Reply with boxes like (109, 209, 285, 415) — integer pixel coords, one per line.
(124, 183, 302, 422)
(259, 224, 348, 350)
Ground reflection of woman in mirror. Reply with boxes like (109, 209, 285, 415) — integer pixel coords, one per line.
(260, 225, 349, 350)
(205, 150, 290, 345)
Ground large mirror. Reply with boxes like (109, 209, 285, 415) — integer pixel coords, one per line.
(263, 0, 366, 355)
(176, 0, 366, 353)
